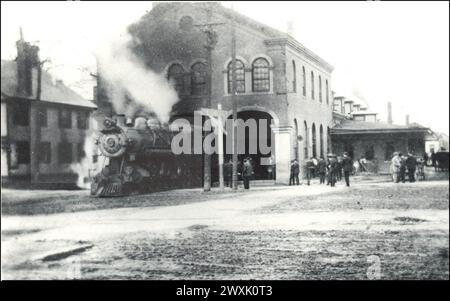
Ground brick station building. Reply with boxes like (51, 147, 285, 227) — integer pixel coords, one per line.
(97, 2, 335, 184)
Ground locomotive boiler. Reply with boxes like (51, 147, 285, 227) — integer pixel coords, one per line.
(90, 115, 202, 197)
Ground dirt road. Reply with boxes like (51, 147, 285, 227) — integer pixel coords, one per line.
(1, 181, 448, 279)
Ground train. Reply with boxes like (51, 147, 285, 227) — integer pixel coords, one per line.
(90, 115, 202, 197)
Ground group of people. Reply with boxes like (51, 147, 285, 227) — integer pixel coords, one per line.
(290, 152, 354, 187)
(390, 152, 421, 183)
(223, 157, 254, 189)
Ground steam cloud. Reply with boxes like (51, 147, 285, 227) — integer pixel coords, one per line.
(95, 32, 179, 123)
(71, 132, 98, 190)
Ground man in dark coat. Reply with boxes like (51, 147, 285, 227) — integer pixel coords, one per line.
(242, 158, 254, 189)
(405, 153, 417, 182)
(305, 157, 315, 186)
(342, 152, 353, 187)
(223, 159, 233, 187)
(317, 157, 327, 184)
(399, 153, 407, 183)
(327, 154, 338, 187)
(289, 159, 300, 185)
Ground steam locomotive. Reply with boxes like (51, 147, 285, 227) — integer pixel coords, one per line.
(90, 115, 202, 197)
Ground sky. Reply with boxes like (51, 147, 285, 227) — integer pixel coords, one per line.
(1, 1, 449, 135)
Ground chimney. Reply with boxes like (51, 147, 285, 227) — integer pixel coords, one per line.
(16, 29, 40, 97)
(287, 20, 295, 36)
(387, 102, 393, 124)
(405, 114, 410, 126)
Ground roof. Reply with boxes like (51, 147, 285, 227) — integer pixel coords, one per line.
(148, 2, 333, 72)
(1, 60, 96, 109)
(351, 111, 378, 115)
(331, 119, 430, 135)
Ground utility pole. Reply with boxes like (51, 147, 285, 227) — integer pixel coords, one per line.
(230, 7, 238, 191)
(195, 6, 225, 192)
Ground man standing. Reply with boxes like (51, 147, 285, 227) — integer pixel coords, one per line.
(267, 155, 275, 180)
(223, 159, 233, 187)
(317, 157, 327, 184)
(406, 153, 417, 182)
(336, 156, 343, 181)
(305, 157, 315, 186)
(391, 152, 402, 183)
(327, 154, 338, 187)
(289, 159, 300, 185)
(399, 153, 407, 183)
(242, 158, 254, 190)
(342, 152, 353, 187)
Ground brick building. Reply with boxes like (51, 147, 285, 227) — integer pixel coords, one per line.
(1, 36, 96, 187)
(96, 2, 335, 184)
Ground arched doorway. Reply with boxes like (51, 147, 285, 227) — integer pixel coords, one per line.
(212, 110, 274, 182)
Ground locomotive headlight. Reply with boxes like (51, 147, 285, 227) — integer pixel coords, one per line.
(98, 132, 127, 157)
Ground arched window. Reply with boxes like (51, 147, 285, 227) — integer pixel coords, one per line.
(326, 79, 329, 104)
(319, 124, 324, 158)
(227, 59, 245, 94)
(304, 121, 309, 159)
(311, 71, 315, 100)
(252, 58, 270, 92)
(292, 60, 297, 93)
(167, 63, 185, 94)
(312, 123, 317, 158)
(294, 119, 299, 160)
(302, 66, 306, 96)
(327, 126, 331, 153)
(319, 75, 322, 102)
(191, 62, 207, 95)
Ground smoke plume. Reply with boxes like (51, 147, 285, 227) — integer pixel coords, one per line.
(95, 32, 179, 123)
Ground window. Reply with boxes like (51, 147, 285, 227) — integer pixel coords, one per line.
(292, 60, 297, 93)
(302, 66, 306, 96)
(252, 58, 270, 92)
(312, 123, 317, 158)
(311, 71, 315, 100)
(39, 142, 51, 164)
(167, 63, 185, 94)
(77, 111, 89, 130)
(304, 121, 309, 159)
(13, 104, 29, 126)
(365, 145, 375, 160)
(319, 125, 324, 158)
(385, 142, 395, 160)
(77, 142, 85, 162)
(326, 80, 329, 104)
(227, 59, 245, 93)
(16, 141, 30, 164)
(319, 75, 322, 102)
(38, 107, 47, 127)
(191, 62, 207, 95)
(59, 109, 72, 129)
(58, 142, 73, 164)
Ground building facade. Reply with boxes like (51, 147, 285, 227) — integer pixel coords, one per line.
(1, 37, 96, 187)
(97, 2, 335, 184)
(331, 97, 430, 174)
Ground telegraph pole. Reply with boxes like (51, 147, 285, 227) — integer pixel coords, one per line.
(195, 6, 225, 192)
(230, 7, 238, 191)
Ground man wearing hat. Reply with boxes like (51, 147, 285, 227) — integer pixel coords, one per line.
(405, 152, 418, 182)
(242, 157, 254, 189)
(391, 152, 402, 183)
(342, 152, 353, 187)
(327, 153, 338, 187)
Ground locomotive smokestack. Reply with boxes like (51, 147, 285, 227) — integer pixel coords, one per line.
(115, 114, 126, 127)
(387, 102, 393, 124)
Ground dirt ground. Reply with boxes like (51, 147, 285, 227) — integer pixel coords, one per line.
(1, 180, 449, 280)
